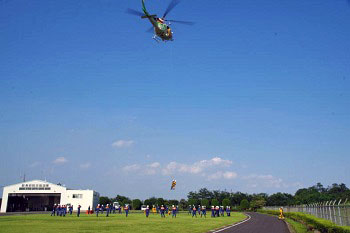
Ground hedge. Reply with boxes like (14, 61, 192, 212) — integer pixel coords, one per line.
(258, 209, 350, 233)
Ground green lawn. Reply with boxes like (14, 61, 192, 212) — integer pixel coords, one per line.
(0, 212, 247, 233)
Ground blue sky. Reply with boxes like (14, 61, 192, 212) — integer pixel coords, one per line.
(0, 0, 349, 200)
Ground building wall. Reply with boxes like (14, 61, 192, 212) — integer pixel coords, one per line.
(1, 180, 66, 213)
(65, 190, 99, 211)
(1, 180, 99, 213)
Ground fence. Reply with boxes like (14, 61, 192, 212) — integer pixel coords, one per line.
(265, 203, 350, 226)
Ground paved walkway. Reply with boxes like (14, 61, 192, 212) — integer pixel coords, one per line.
(212, 212, 290, 233)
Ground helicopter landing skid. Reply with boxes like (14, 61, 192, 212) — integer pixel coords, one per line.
(152, 35, 161, 43)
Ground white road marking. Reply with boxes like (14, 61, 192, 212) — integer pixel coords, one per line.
(210, 213, 252, 233)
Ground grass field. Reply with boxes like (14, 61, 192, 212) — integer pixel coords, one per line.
(0, 212, 247, 233)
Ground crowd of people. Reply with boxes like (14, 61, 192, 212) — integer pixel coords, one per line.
(50, 204, 231, 218)
(188, 205, 231, 218)
(50, 204, 81, 217)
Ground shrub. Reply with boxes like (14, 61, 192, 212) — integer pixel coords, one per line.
(240, 199, 250, 211)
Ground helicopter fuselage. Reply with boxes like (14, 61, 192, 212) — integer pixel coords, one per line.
(142, 0, 173, 41)
(148, 18, 173, 41)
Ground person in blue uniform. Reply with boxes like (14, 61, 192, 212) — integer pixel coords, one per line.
(215, 206, 220, 217)
(192, 206, 197, 218)
(171, 205, 177, 218)
(96, 204, 100, 217)
(211, 206, 215, 217)
(106, 204, 110, 217)
(51, 204, 57, 216)
(226, 206, 231, 216)
(145, 205, 150, 218)
(63, 205, 67, 217)
(201, 206, 206, 218)
(57, 205, 61, 217)
(124, 205, 129, 217)
(69, 205, 73, 215)
(160, 205, 165, 218)
(77, 205, 81, 217)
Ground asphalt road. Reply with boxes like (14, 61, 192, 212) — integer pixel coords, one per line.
(212, 212, 290, 233)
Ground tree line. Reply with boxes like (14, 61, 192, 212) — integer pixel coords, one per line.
(99, 183, 350, 210)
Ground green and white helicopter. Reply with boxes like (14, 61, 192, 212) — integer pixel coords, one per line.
(127, 0, 194, 42)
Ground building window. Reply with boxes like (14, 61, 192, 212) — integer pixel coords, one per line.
(73, 194, 83, 199)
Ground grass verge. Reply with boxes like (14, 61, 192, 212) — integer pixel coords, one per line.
(285, 217, 310, 233)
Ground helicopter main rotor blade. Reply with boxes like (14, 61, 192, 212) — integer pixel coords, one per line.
(165, 20, 195, 25)
(163, 0, 180, 18)
(145, 26, 154, 33)
(126, 8, 145, 17)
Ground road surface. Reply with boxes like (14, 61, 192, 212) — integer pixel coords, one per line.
(212, 212, 290, 233)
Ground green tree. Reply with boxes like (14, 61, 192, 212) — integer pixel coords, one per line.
(198, 188, 214, 200)
(211, 199, 219, 207)
(222, 198, 230, 207)
(99, 196, 111, 206)
(188, 198, 199, 206)
(115, 195, 131, 206)
(132, 199, 142, 210)
(156, 198, 165, 206)
(230, 192, 250, 206)
(250, 198, 266, 211)
(201, 199, 209, 207)
(144, 197, 157, 207)
(179, 199, 188, 210)
(267, 192, 294, 206)
(168, 199, 179, 206)
(240, 199, 250, 210)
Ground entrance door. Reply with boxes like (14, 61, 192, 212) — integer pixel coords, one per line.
(7, 193, 61, 212)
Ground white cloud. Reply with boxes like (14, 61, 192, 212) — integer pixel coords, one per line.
(122, 162, 160, 175)
(162, 157, 233, 176)
(29, 162, 41, 168)
(121, 157, 238, 180)
(223, 171, 238, 179)
(243, 174, 300, 189)
(80, 162, 91, 169)
(53, 157, 68, 165)
(148, 162, 160, 168)
(207, 171, 238, 181)
(145, 162, 160, 175)
(112, 140, 134, 148)
(122, 164, 140, 172)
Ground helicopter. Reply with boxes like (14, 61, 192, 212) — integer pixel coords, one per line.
(126, 0, 194, 42)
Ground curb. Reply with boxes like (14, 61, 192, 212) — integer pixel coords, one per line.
(209, 213, 252, 233)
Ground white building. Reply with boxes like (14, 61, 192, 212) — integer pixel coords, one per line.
(1, 180, 99, 213)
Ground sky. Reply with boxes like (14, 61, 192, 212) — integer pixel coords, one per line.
(0, 0, 349, 200)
